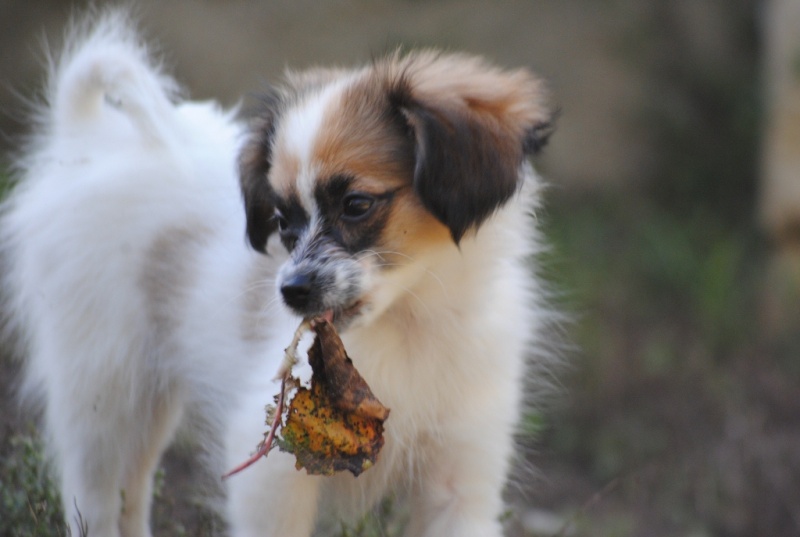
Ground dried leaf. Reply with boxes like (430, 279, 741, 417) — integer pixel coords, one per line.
(222, 318, 390, 480)
(306, 319, 390, 421)
(278, 319, 390, 476)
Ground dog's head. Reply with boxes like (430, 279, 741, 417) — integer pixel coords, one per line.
(239, 51, 551, 329)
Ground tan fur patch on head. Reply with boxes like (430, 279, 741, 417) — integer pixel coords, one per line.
(379, 190, 452, 258)
(375, 50, 550, 144)
(310, 74, 413, 189)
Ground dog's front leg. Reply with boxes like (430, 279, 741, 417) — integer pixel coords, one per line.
(404, 394, 520, 537)
(226, 449, 321, 536)
(119, 391, 186, 537)
(225, 383, 322, 537)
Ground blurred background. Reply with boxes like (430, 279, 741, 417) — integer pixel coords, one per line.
(1, 1, 799, 536)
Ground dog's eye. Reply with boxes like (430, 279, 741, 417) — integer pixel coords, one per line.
(274, 212, 289, 231)
(341, 194, 375, 222)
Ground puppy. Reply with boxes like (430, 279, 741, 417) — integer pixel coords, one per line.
(1, 10, 554, 537)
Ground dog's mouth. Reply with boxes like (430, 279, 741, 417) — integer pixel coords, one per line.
(320, 300, 365, 329)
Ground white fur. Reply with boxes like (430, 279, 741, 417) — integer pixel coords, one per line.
(2, 11, 260, 536)
(2, 11, 551, 537)
(279, 80, 348, 212)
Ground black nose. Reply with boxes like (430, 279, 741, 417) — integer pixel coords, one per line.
(280, 272, 315, 310)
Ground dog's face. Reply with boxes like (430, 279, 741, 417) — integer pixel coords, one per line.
(239, 51, 551, 329)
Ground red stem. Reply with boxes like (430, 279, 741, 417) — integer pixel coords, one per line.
(222, 376, 287, 480)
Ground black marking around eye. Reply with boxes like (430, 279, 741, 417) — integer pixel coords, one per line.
(313, 174, 351, 220)
(276, 194, 310, 252)
(319, 174, 355, 205)
(313, 176, 397, 253)
(342, 203, 391, 253)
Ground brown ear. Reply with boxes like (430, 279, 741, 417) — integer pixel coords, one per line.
(239, 91, 282, 253)
(386, 52, 553, 243)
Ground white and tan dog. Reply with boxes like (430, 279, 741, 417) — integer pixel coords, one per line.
(2, 10, 554, 537)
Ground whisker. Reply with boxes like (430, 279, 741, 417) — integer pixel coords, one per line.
(387, 281, 433, 318)
(222, 278, 278, 306)
(359, 249, 449, 296)
(256, 295, 284, 318)
(203, 279, 282, 331)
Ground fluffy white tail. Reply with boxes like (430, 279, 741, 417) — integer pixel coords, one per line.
(47, 8, 181, 145)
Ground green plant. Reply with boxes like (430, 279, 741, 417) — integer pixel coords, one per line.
(0, 430, 67, 536)
(334, 497, 403, 537)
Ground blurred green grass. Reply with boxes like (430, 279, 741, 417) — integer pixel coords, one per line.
(0, 430, 67, 536)
(530, 186, 800, 536)
(521, 5, 800, 533)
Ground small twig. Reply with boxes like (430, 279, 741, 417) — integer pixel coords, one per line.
(72, 497, 89, 537)
(555, 476, 620, 537)
(221, 319, 313, 479)
(222, 376, 288, 479)
(275, 319, 311, 380)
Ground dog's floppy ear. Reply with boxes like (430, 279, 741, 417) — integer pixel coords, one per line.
(239, 92, 282, 253)
(388, 52, 553, 243)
